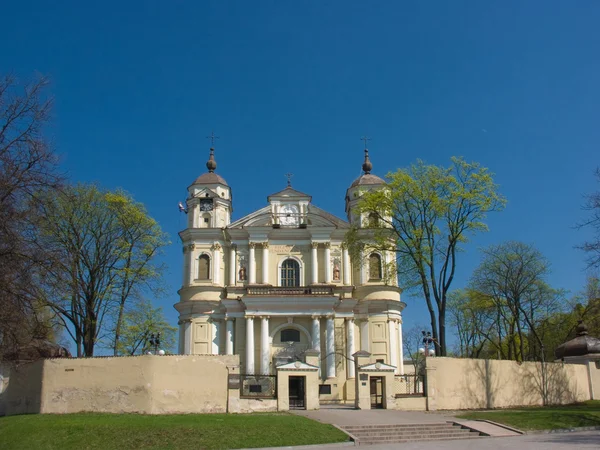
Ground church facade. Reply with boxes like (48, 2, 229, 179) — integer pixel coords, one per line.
(175, 146, 406, 403)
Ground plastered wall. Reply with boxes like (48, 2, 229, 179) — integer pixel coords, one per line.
(426, 357, 590, 410)
(2, 354, 238, 416)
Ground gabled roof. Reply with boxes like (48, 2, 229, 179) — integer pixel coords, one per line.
(228, 204, 350, 229)
(267, 186, 312, 202)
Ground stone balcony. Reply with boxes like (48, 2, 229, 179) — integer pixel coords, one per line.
(246, 285, 335, 296)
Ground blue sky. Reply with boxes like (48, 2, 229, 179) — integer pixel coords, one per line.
(3, 1, 599, 346)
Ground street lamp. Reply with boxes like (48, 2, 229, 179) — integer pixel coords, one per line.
(149, 333, 161, 355)
(418, 331, 436, 357)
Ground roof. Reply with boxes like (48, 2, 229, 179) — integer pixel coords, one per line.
(350, 173, 386, 188)
(555, 321, 600, 359)
(267, 186, 312, 201)
(192, 172, 229, 186)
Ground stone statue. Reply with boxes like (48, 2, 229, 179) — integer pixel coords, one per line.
(239, 265, 247, 281)
(333, 262, 340, 281)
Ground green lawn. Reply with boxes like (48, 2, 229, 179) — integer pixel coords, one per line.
(457, 400, 600, 431)
(0, 412, 349, 450)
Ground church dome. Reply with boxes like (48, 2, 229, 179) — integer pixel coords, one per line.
(349, 148, 386, 188)
(555, 321, 600, 359)
(192, 146, 229, 186)
(193, 172, 228, 186)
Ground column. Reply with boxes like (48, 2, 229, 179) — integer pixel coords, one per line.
(360, 319, 369, 352)
(389, 319, 398, 373)
(346, 318, 355, 378)
(213, 243, 221, 284)
(311, 242, 319, 284)
(359, 247, 366, 284)
(312, 316, 321, 376)
(212, 319, 221, 355)
(324, 243, 332, 283)
(342, 245, 351, 285)
(398, 319, 404, 375)
(229, 245, 236, 286)
(262, 243, 269, 284)
(225, 318, 234, 355)
(326, 316, 336, 378)
(249, 243, 256, 284)
(260, 316, 270, 375)
(183, 320, 192, 355)
(246, 317, 255, 374)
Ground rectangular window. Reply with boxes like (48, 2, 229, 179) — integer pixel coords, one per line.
(319, 384, 332, 395)
(249, 384, 262, 393)
(376, 359, 384, 364)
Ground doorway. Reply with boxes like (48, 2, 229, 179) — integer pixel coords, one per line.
(370, 376, 384, 409)
(289, 376, 305, 409)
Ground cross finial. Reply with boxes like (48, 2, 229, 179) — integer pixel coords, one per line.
(360, 136, 371, 150)
(206, 130, 220, 147)
(285, 172, 293, 187)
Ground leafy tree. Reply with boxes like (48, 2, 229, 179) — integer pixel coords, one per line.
(37, 184, 169, 356)
(112, 298, 176, 356)
(577, 169, 600, 269)
(469, 241, 565, 362)
(346, 157, 506, 355)
(0, 74, 62, 359)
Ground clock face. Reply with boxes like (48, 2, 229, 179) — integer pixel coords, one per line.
(200, 199, 213, 211)
(280, 204, 299, 226)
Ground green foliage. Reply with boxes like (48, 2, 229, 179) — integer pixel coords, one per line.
(0, 413, 349, 450)
(346, 157, 506, 355)
(114, 298, 177, 355)
(36, 183, 170, 356)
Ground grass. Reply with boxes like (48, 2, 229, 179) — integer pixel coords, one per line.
(0, 412, 349, 450)
(457, 400, 600, 431)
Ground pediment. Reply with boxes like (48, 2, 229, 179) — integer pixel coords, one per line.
(275, 361, 318, 371)
(191, 188, 220, 199)
(359, 362, 396, 372)
(228, 205, 349, 229)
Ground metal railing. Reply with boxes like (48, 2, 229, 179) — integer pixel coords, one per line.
(240, 374, 277, 399)
(393, 374, 426, 397)
(246, 286, 334, 296)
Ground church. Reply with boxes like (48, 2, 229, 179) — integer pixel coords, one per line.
(175, 144, 406, 403)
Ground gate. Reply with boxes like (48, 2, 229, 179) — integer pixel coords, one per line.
(370, 376, 384, 409)
(240, 374, 277, 399)
(288, 376, 305, 409)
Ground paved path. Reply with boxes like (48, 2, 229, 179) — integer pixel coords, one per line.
(291, 407, 457, 426)
(307, 430, 600, 449)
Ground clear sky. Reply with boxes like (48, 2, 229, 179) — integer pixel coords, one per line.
(3, 1, 599, 346)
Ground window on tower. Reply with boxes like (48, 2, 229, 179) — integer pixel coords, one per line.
(369, 253, 382, 281)
(198, 254, 210, 280)
(281, 259, 300, 287)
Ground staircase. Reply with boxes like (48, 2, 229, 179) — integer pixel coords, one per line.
(341, 422, 484, 445)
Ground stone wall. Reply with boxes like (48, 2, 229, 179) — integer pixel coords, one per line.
(1, 354, 238, 416)
(425, 357, 590, 410)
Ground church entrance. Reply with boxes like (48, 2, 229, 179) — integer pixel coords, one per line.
(370, 376, 384, 409)
(288, 376, 305, 409)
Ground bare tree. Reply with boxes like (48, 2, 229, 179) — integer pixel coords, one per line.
(578, 168, 600, 269)
(0, 74, 62, 360)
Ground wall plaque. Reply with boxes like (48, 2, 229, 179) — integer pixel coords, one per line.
(359, 373, 368, 381)
(228, 374, 240, 389)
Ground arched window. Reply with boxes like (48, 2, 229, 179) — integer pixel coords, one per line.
(281, 329, 300, 343)
(198, 254, 210, 280)
(368, 212, 379, 227)
(369, 253, 382, 281)
(281, 259, 300, 287)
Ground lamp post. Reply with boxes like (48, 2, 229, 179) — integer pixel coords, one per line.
(418, 331, 436, 358)
(149, 333, 163, 355)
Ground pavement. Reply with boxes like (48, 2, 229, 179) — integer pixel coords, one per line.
(291, 406, 458, 426)
(307, 431, 600, 449)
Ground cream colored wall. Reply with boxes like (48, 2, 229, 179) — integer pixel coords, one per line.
(4, 355, 238, 416)
(426, 357, 590, 410)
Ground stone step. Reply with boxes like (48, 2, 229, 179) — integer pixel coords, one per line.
(343, 423, 453, 431)
(359, 434, 482, 445)
(350, 429, 477, 437)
